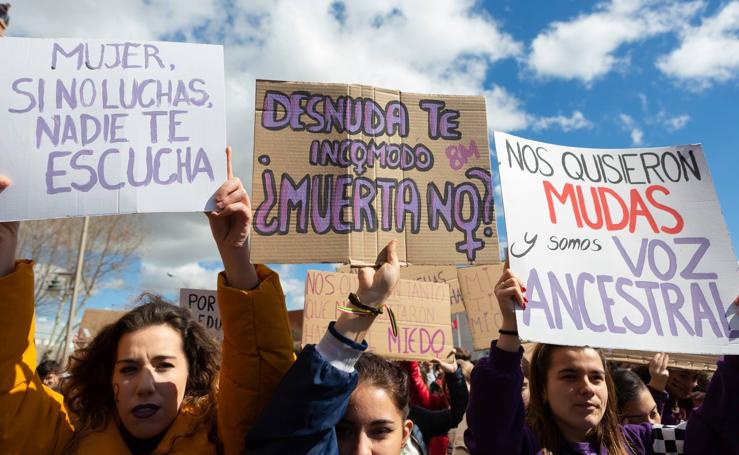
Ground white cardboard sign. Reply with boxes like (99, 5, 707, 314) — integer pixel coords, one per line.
(0, 38, 226, 221)
(179, 288, 222, 341)
(494, 132, 738, 355)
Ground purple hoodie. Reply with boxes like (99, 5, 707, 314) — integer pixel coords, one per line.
(464, 342, 737, 455)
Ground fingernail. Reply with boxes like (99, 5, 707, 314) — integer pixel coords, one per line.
(521, 286, 527, 292)
(524, 297, 529, 303)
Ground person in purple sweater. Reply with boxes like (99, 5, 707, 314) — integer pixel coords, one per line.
(464, 263, 739, 455)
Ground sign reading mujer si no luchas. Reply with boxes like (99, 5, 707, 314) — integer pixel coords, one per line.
(250, 80, 498, 265)
(0, 38, 226, 221)
(494, 132, 738, 355)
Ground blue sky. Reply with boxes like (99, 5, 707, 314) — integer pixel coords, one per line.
(9, 0, 738, 327)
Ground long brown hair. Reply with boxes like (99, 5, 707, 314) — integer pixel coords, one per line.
(62, 293, 221, 451)
(526, 343, 630, 455)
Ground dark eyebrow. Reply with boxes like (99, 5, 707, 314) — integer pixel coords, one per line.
(115, 355, 178, 365)
(557, 368, 605, 375)
(369, 419, 395, 426)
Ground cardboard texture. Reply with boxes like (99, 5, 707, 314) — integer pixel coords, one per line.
(302, 271, 453, 360)
(457, 264, 505, 350)
(179, 288, 222, 341)
(251, 80, 497, 265)
(77, 308, 126, 339)
(0, 38, 226, 221)
(521, 342, 718, 372)
(603, 350, 718, 372)
(337, 264, 465, 314)
(494, 132, 739, 355)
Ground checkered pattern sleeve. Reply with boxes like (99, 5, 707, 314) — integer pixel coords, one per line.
(651, 421, 687, 455)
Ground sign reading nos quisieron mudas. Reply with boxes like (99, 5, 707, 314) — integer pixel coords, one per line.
(0, 38, 226, 221)
(251, 80, 498, 265)
(494, 132, 738, 355)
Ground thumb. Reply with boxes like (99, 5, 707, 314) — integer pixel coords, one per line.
(357, 267, 373, 290)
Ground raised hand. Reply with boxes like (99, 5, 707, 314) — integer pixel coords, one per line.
(206, 147, 257, 290)
(431, 349, 459, 374)
(356, 239, 401, 308)
(494, 258, 526, 327)
(0, 176, 19, 277)
(648, 352, 670, 392)
(334, 239, 401, 343)
(494, 258, 526, 352)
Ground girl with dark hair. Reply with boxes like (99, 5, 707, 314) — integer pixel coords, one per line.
(245, 239, 416, 454)
(611, 368, 665, 425)
(0, 148, 296, 454)
(464, 263, 739, 455)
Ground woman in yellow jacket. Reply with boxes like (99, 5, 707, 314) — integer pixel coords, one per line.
(0, 149, 295, 454)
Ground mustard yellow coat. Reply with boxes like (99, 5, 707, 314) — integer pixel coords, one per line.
(0, 260, 295, 454)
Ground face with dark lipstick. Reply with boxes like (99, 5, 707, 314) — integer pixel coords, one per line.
(112, 324, 189, 438)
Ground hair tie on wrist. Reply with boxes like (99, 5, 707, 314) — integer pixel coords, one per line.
(498, 328, 518, 336)
(336, 292, 399, 337)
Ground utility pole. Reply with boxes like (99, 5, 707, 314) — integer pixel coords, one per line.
(62, 216, 89, 365)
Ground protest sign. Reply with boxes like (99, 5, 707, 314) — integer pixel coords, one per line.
(77, 308, 126, 340)
(457, 264, 505, 350)
(179, 288, 222, 341)
(336, 264, 465, 314)
(251, 80, 498, 265)
(603, 349, 718, 372)
(399, 265, 465, 314)
(0, 38, 226, 221)
(494, 132, 739, 354)
(303, 271, 453, 360)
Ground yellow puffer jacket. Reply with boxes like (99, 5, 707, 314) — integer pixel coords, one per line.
(0, 260, 296, 454)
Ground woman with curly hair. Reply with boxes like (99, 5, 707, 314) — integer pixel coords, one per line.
(0, 148, 295, 454)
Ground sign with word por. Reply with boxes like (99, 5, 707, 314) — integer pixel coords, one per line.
(457, 264, 506, 350)
(0, 38, 226, 221)
(251, 80, 498, 265)
(494, 132, 739, 355)
(303, 271, 453, 361)
(337, 264, 466, 314)
(179, 288, 222, 342)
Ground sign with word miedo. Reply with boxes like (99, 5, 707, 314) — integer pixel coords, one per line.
(303, 271, 453, 361)
(251, 80, 497, 265)
(495, 132, 738, 354)
(0, 38, 226, 221)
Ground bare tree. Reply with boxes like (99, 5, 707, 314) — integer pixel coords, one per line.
(16, 214, 143, 356)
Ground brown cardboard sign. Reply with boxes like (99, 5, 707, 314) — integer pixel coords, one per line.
(336, 264, 465, 314)
(602, 350, 718, 372)
(251, 80, 498, 265)
(457, 264, 505, 350)
(302, 271, 453, 361)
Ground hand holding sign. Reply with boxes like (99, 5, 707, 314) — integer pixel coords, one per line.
(335, 239, 401, 343)
(0, 176, 18, 277)
(495, 259, 526, 353)
(207, 147, 258, 291)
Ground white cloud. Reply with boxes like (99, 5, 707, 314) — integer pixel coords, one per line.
(533, 111, 592, 132)
(528, 0, 704, 83)
(618, 113, 644, 145)
(638, 93, 649, 112)
(657, 112, 691, 131)
(140, 261, 220, 296)
(657, 1, 739, 86)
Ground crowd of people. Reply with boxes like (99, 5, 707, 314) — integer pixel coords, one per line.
(1, 5, 738, 454)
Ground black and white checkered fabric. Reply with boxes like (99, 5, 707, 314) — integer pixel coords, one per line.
(651, 421, 687, 455)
